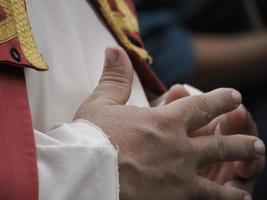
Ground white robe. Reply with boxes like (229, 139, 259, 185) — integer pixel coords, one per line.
(24, 0, 149, 199)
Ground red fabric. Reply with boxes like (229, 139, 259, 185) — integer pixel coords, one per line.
(0, 2, 164, 200)
(129, 50, 166, 95)
(124, 0, 137, 16)
(108, 0, 120, 12)
(93, 0, 167, 95)
(107, 0, 136, 16)
(0, 7, 6, 21)
(0, 38, 30, 67)
(0, 65, 38, 200)
(124, 30, 145, 47)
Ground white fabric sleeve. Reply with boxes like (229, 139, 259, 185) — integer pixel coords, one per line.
(34, 120, 119, 200)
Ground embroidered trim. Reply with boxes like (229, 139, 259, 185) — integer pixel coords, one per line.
(0, 0, 16, 43)
(0, 18, 16, 43)
(0, 0, 47, 70)
(97, 0, 152, 63)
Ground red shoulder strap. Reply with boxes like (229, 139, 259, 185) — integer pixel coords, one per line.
(0, 1, 165, 199)
(93, 0, 167, 95)
(0, 65, 38, 200)
(0, 1, 47, 199)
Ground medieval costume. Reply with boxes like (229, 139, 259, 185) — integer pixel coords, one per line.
(0, 0, 165, 199)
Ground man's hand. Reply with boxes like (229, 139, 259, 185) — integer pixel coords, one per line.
(163, 84, 265, 195)
(75, 46, 265, 200)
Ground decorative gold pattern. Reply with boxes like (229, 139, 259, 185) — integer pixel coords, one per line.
(0, 0, 16, 43)
(0, 19, 16, 42)
(97, 0, 152, 63)
(0, 0, 47, 70)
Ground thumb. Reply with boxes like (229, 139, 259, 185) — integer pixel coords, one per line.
(91, 46, 134, 105)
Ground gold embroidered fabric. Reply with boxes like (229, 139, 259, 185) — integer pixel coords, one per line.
(97, 0, 152, 63)
(0, 0, 16, 43)
(0, 0, 47, 70)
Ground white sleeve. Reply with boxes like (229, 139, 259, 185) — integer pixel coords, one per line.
(34, 120, 119, 200)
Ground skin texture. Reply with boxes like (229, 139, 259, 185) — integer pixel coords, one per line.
(74, 46, 265, 200)
(165, 85, 265, 194)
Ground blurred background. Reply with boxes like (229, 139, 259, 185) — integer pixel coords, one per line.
(134, 0, 267, 199)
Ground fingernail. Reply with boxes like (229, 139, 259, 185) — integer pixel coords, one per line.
(244, 194, 252, 200)
(231, 90, 242, 105)
(255, 140, 265, 156)
(105, 47, 119, 65)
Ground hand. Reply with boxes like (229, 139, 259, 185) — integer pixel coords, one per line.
(75, 46, 264, 200)
(163, 85, 265, 195)
(197, 106, 265, 195)
(150, 84, 191, 106)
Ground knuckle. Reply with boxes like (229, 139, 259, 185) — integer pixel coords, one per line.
(100, 69, 132, 88)
(214, 136, 228, 161)
(143, 128, 162, 146)
(139, 110, 165, 141)
(149, 108, 175, 130)
(195, 95, 213, 122)
(145, 109, 164, 126)
(177, 138, 195, 157)
(189, 140, 202, 158)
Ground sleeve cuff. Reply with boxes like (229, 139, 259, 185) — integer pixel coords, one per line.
(34, 120, 119, 200)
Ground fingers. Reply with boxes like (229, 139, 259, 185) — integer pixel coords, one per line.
(191, 135, 265, 168)
(234, 161, 256, 179)
(90, 46, 134, 105)
(194, 177, 251, 200)
(150, 84, 190, 107)
(167, 88, 243, 131)
(220, 105, 264, 180)
(224, 179, 254, 195)
(234, 157, 265, 179)
(226, 159, 264, 194)
(220, 105, 258, 136)
(165, 84, 190, 104)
